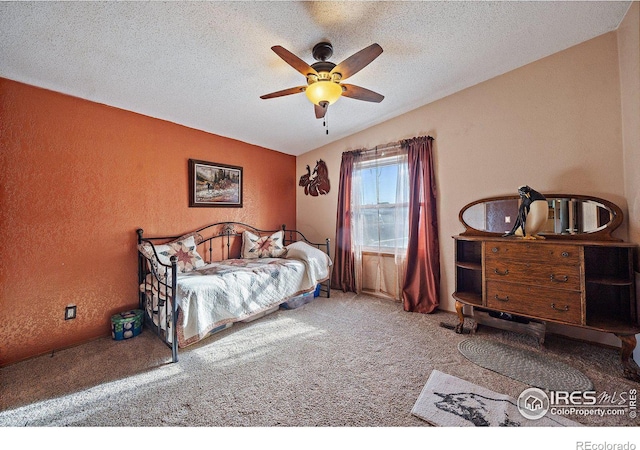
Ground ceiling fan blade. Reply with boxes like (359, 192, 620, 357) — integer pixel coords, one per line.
(260, 86, 306, 100)
(330, 43, 383, 80)
(315, 102, 328, 119)
(271, 45, 318, 77)
(341, 84, 384, 103)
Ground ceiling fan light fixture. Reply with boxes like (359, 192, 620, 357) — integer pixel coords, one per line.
(305, 80, 342, 106)
(261, 42, 383, 118)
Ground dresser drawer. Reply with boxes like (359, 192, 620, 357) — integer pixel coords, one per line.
(486, 280, 583, 325)
(485, 242, 580, 266)
(485, 260, 581, 291)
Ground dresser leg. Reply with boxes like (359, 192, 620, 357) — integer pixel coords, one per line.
(617, 334, 640, 382)
(454, 301, 465, 334)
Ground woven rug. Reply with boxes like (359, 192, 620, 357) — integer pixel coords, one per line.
(458, 338, 593, 392)
(411, 370, 580, 427)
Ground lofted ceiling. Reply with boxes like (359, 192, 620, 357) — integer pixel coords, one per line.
(0, 1, 632, 156)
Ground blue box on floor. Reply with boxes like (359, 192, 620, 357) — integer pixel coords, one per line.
(111, 309, 143, 340)
(280, 291, 314, 310)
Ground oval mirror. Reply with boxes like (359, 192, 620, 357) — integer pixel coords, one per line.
(459, 194, 623, 240)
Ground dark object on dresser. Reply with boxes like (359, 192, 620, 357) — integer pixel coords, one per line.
(502, 185, 548, 239)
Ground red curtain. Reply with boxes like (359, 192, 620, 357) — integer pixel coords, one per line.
(401, 136, 440, 313)
(331, 151, 359, 292)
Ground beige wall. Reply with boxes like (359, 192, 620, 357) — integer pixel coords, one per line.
(617, 1, 640, 359)
(297, 30, 629, 346)
(620, 2, 640, 254)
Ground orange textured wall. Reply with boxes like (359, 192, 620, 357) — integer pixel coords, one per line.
(0, 78, 296, 366)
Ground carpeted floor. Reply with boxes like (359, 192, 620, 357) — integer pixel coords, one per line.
(1, 290, 638, 428)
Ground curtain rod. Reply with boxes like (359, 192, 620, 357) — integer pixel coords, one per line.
(346, 136, 434, 156)
(373, 135, 434, 152)
(352, 142, 401, 156)
(371, 141, 401, 152)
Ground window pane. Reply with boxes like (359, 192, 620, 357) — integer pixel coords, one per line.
(360, 209, 380, 247)
(354, 158, 408, 250)
(358, 160, 405, 206)
(377, 165, 399, 204)
(378, 206, 408, 248)
(360, 168, 378, 205)
(357, 205, 408, 250)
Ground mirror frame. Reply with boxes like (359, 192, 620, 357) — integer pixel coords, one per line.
(458, 193, 623, 241)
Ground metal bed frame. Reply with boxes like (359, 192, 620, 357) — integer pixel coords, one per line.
(136, 222, 331, 362)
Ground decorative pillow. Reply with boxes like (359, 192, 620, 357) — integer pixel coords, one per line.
(241, 230, 287, 259)
(138, 235, 205, 274)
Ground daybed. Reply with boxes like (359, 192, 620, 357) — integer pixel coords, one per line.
(137, 222, 331, 362)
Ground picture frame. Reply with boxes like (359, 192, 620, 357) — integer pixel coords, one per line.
(188, 159, 243, 207)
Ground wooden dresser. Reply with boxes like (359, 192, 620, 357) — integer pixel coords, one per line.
(453, 194, 639, 381)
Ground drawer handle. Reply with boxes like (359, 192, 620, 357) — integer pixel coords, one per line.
(551, 303, 569, 312)
(492, 247, 498, 253)
(550, 274, 569, 283)
(561, 252, 570, 258)
(493, 268, 509, 276)
(494, 294, 509, 302)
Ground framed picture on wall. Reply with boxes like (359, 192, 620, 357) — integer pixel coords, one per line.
(189, 159, 243, 207)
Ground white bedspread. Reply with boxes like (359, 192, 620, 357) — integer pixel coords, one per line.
(141, 241, 331, 347)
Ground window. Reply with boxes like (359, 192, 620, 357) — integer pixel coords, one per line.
(353, 153, 408, 253)
(332, 136, 438, 308)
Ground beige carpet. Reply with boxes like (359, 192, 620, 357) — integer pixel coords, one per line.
(0, 290, 638, 427)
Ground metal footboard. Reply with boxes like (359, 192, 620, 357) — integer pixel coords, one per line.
(137, 228, 179, 362)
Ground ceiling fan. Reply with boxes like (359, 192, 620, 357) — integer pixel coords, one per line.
(260, 42, 384, 119)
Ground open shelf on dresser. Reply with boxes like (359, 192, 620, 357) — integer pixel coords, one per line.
(454, 239, 483, 307)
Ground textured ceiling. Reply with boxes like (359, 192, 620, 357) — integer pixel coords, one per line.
(0, 1, 632, 156)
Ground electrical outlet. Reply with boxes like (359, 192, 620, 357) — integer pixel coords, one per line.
(65, 305, 77, 320)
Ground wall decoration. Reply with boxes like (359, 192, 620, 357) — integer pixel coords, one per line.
(189, 159, 242, 207)
(299, 159, 330, 196)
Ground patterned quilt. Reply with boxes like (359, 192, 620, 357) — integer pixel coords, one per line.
(141, 241, 331, 347)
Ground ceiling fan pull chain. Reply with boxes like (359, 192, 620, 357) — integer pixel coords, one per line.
(324, 110, 329, 135)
